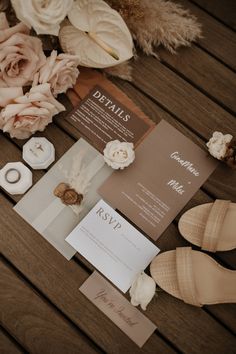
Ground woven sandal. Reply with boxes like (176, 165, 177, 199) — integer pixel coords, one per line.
(178, 200, 236, 252)
(150, 247, 236, 306)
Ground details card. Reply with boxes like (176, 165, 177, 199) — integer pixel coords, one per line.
(65, 84, 154, 153)
(99, 120, 217, 240)
(66, 199, 159, 292)
(80, 271, 157, 348)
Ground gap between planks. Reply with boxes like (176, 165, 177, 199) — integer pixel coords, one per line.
(190, 0, 236, 32)
(0, 324, 26, 354)
(0, 255, 104, 354)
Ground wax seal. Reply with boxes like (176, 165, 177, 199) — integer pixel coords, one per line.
(53, 182, 83, 206)
(62, 189, 80, 205)
(0, 162, 32, 195)
(53, 182, 69, 198)
(23, 137, 55, 170)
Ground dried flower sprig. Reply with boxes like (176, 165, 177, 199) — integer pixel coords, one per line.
(206, 132, 236, 169)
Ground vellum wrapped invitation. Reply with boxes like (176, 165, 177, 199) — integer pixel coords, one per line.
(14, 139, 112, 259)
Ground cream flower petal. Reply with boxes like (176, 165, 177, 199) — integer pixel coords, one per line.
(129, 272, 156, 311)
(0, 87, 23, 107)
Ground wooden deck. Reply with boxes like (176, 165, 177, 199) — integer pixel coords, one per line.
(1, 1, 236, 353)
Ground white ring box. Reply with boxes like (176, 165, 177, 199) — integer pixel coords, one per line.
(23, 137, 55, 170)
(0, 162, 32, 195)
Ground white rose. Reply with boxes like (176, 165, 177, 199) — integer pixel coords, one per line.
(33, 50, 80, 96)
(206, 131, 233, 160)
(103, 140, 135, 169)
(129, 272, 156, 311)
(11, 0, 73, 35)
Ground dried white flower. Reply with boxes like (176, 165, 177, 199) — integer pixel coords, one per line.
(103, 140, 135, 169)
(129, 272, 156, 311)
(206, 132, 233, 160)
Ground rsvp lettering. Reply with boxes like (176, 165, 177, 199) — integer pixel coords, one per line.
(96, 207, 122, 230)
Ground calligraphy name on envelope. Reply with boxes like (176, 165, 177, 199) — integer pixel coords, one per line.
(99, 120, 217, 241)
(80, 272, 156, 348)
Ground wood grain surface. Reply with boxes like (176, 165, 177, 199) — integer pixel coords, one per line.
(1, 1, 236, 353)
(0, 329, 23, 354)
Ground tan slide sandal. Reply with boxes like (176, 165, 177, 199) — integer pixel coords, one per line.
(178, 200, 236, 252)
(150, 247, 236, 306)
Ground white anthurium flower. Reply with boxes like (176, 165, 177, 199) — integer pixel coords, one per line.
(11, 0, 73, 35)
(129, 272, 156, 311)
(59, 0, 134, 68)
(103, 140, 135, 170)
(206, 131, 233, 160)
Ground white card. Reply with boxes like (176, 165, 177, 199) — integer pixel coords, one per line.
(66, 200, 159, 292)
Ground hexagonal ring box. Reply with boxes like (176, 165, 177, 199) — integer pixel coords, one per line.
(0, 162, 32, 195)
(23, 137, 55, 169)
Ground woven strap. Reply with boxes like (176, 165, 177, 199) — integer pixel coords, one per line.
(176, 247, 202, 307)
(202, 200, 230, 252)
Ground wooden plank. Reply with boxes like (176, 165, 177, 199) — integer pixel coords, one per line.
(1, 75, 235, 344)
(0, 329, 23, 354)
(1, 82, 235, 265)
(0, 195, 173, 354)
(192, 0, 236, 30)
(129, 56, 236, 138)
(159, 44, 236, 113)
(2, 140, 236, 346)
(177, 0, 236, 70)
(1, 184, 236, 353)
(0, 259, 99, 354)
(2, 73, 235, 262)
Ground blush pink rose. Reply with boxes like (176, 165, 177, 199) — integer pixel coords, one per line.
(0, 83, 65, 139)
(0, 87, 23, 107)
(0, 12, 30, 42)
(0, 14, 46, 87)
(34, 50, 80, 96)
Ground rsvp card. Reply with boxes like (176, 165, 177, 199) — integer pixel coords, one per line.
(99, 120, 217, 240)
(66, 199, 159, 292)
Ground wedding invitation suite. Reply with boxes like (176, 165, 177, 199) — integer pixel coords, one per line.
(65, 68, 154, 153)
(80, 272, 157, 348)
(99, 120, 217, 240)
(66, 199, 159, 292)
(14, 139, 113, 260)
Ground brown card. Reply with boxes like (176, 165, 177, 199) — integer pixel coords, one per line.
(80, 271, 156, 348)
(65, 68, 154, 152)
(99, 120, 217, 241)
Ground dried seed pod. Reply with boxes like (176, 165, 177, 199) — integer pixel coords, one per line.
(53, 182, 69, 198)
